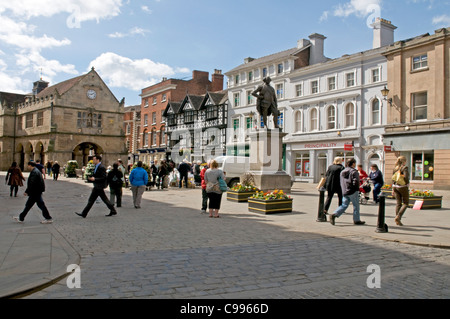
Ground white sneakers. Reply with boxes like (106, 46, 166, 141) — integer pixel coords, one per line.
(13, 216, 53, 224)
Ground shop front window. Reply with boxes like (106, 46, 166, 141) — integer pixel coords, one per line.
(295, 153, 310, 177)
(412, 152, 434, 181)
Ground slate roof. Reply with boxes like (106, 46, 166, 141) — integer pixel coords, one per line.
(226, 46, 310, 74)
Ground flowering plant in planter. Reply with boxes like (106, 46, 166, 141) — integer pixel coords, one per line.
(410, 189, 435, 197)
(251, 190, 291, 201)
(382, 184, 392, 190)
(231, 183, 259, 192)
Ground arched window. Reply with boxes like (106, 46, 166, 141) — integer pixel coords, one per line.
(345, 103, 355, 128)
(295, 110, 302, 132)
(327, 105, 336, 130)
(152, 128, 157, 146)
(371, 99, 380, 125)
(310, 108, 318, 132)
(160, 126, 166, 145)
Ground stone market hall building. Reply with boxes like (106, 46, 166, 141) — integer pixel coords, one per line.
(0, 68, 127, 171)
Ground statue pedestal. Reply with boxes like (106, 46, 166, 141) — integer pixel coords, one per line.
(244, 129, 292, 193)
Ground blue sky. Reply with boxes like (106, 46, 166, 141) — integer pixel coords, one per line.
(0, 0, 449, 106)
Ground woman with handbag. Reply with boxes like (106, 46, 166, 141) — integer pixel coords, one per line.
(392, 156, 410, 226)
(204, 159, 226, 218)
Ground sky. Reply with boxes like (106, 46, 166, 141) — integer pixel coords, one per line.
(0, 0, 449, 106)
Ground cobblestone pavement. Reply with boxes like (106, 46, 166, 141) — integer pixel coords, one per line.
(21, 177, 450, 300)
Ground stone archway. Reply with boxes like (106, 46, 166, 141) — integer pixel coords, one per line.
(35, 142, 45, 164)
(16, 144, 25, 171)
(72, 142, 104, 167)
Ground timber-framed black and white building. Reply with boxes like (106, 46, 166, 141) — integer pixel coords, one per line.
(163, 91, 228, 163)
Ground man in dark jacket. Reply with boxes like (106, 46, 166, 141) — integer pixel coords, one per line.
(75, 155, 118, 218)
(178, 159, 190, 188)
(329, 158, 365, 226)
(14, 161, 53, 224)
(323, 157, 344, 214)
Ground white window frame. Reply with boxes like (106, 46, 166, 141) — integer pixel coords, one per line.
(412, 54, 428, 71)
(295, 110, 303, 133)
(345, 102, 355, 128)
(371, 98, 381, 125)
(412, 91, 428, 121)
(346, 72, 355, 87)
(310, 108, 319, 132)
(371, 68, 381, 83)
(276, 83, 284, 100)
(311, 80, 319, 94)
(295, 84, 303, 97)
(328, 76, 336, 91)
(326, 105, 336, 130)
(233, 92, 240, 107)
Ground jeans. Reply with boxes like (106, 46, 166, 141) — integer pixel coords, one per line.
(373, 183, 382, 203)
(19, 194, 52, 221)
(179, 173, 188, 188)
(332, 191, 361, 222)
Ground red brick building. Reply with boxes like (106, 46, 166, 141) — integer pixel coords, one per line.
(138, 69, 224, 163)
(123, 104, 141, 165)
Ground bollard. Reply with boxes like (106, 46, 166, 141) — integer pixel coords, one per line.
(316, 187, 327, 222)
(375, 193, 389, 233)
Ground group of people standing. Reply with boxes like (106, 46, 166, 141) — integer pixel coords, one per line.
(323, 155, 410, 226)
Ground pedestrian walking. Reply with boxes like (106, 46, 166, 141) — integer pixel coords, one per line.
(329, 158, 366, 226)
(129, 161, 148, 209)
(107, 163, 124, 208)
(157, 160, 168, 189)
(75, 155, 118, 218)
(52, 161, 61, 181)
(178, 159, 190, 188)
(117, 159, 127, 187)
(194, 160, 202, 186)
(204, 159, 225, 218)
(150, 160, 158, 188)
(14, 161, 53, 224)
(6, 162, 25, 197)
(369, 164, 384, 204)
(200, 161, 209, 214)
(35, 160, 46, 179)
(323, 157, 344, 215)
(392, 156, 410, 226)
(46, 161, 53, 177)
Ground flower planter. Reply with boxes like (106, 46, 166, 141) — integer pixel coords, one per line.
(248, 198, 293, 214)
(227, 190, 257, 203)
(408, 196, 443, 209)
(381, 189, 394, 199)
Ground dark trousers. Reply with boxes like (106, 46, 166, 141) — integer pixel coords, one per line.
(324, 188, 343, 212)
(81, 188, 117, 217)
(373, 183, 382, 203)
(19, 194, 52, 221)
(110, 187, 122, 207)
(10, 185, 19, 196)
(201, 188, 208, 211)
(179, 173, 188, 188)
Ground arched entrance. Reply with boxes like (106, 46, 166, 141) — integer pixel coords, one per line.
(72, 142, 104, 167)
(35, 142, 45, 163)
(16, 144, 25, 171)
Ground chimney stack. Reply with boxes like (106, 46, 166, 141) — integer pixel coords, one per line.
(371, 18, 397, 49)
(308, 33, 327, 65)
(211, 69, 224, 92)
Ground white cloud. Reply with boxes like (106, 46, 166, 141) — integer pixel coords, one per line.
(0, 0, 123, 28)
(432, 14, 450, 26)
(108, 27, 150, 38)
(141, 6, 153, 14)
(88, 52, 190, 91)
(333, 0, 381, 18)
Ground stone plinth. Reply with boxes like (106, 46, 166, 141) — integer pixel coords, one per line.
(245, 129, 292, 193)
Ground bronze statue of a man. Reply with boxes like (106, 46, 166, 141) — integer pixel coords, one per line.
(251, 77, 279, 129)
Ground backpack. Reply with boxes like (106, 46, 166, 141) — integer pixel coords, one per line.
(392, 169, 406, 186)
(111, 173, 122, 187)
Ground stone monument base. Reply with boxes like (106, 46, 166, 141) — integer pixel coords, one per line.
(245, 129, 292, 194)
(250, 171, 292, 194)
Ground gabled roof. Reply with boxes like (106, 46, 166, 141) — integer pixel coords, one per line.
(201, 91, 228, 109)
(163, 101, 182, 117)
(0, 92, 26, 107)
(36, 74, 84, 98)
(180, 94, 205, 112)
